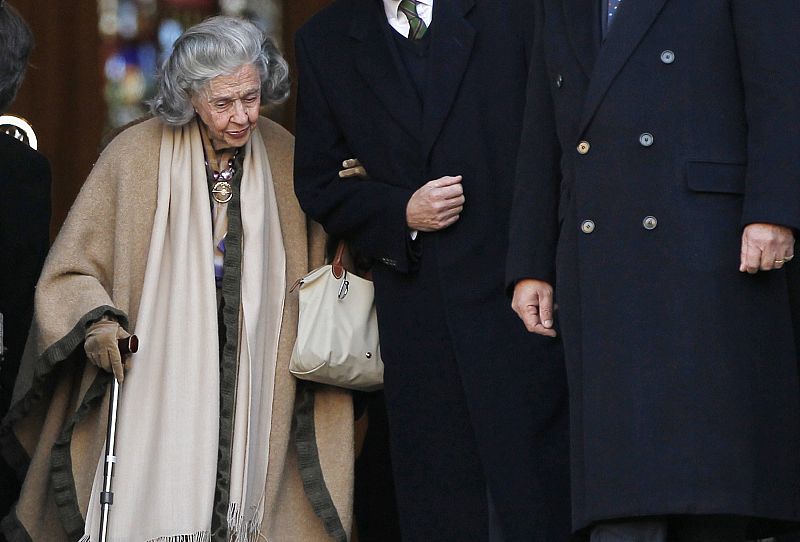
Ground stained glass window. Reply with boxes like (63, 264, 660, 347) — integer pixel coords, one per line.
(99, 0, 283, 129)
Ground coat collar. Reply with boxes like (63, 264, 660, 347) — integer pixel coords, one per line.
(420, 0, 476, 157)
(349, 0, 422, 140)
(577, 0, 670, 136)
(563, 0, 600, 78)
(348, 0, 476, 156)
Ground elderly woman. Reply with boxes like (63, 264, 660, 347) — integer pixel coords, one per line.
(0, 16, 353, 542)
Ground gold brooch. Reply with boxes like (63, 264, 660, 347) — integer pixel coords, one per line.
(212, 181, 233, 204)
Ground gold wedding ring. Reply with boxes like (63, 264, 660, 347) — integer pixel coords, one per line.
(775, 259, 785, 265)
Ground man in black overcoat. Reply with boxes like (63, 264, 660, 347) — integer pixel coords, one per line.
(0, 3, 51, 537)
(0, 133, 49, 421)
(507, 1, 800, 541)
(294, 1, 571, 540)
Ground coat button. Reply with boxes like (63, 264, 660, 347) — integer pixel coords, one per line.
(639, 132, 654, 147)
(577, 141, 591, 154)
(555, 74, 564, 88)
(660, 50, 675, 64)
(643, 216, 658, 230)
(581, 220, 595, 234)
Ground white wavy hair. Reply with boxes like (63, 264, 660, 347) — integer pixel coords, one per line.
(150, 15, 289, 126)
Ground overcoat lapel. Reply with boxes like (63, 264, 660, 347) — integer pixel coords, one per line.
(350, 0, 422, 140)
(563, 0, 600, 78)
(577, 0, 669, 136)
(421, 0, 476, 157)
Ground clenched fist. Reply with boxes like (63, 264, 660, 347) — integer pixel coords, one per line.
(406, 175, 465, 232)
(511, 279, 557, 337)
(739, 223, 795, 274)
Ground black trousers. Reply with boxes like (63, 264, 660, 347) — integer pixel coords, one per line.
(381, 315, 489, 541)
(352, 391, 401, 542)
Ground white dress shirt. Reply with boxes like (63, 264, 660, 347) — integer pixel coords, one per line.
(383, 0, 433, 37)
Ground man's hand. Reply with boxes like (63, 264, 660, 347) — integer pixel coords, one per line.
(406, 175, 464, 232)
(85, 316, 131, 383)
(339, 158, 368, 179)
(739, 223, 795, 274)
(511, 279, 557, 337)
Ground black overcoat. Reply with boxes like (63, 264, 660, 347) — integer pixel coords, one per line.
(507, 0, 800, 536)
(294, 0, 571, 540)
(0, 132, 51, 526)
(0, 133, 50, 410)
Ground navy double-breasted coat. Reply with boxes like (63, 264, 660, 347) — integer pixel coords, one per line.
(294, 0, 571, 539)
(508, 0, 800, 536)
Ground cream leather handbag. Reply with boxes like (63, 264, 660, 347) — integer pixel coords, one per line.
(289, 241, 384, 391)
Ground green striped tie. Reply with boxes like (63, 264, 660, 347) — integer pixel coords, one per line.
(398, 0, 428, 40)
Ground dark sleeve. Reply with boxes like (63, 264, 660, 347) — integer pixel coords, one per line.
(293, 31, 417, 273)
(506, 0, 562, 292)
(28, 156, 51, 279)
(732, 0, 800, 231)
(0, 152, 51, 407)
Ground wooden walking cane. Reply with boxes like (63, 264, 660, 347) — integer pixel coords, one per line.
(98, 334, 139, 542)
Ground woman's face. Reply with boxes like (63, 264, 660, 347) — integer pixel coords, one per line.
(191, 63, 261, 149)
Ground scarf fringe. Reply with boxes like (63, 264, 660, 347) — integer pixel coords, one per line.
(227, 501, 264, 542)
(80, 531, 211, 542)
(146, 532, 211, 542)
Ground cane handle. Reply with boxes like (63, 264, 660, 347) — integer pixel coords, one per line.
(118, 335, 139, 355)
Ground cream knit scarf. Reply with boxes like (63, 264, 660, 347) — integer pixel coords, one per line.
(81, 121, 286, 542)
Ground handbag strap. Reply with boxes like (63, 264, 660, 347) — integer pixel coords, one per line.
(289, 240, 349, 294)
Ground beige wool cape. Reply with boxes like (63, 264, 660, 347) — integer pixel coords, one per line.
(0, 117, 354, 541)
